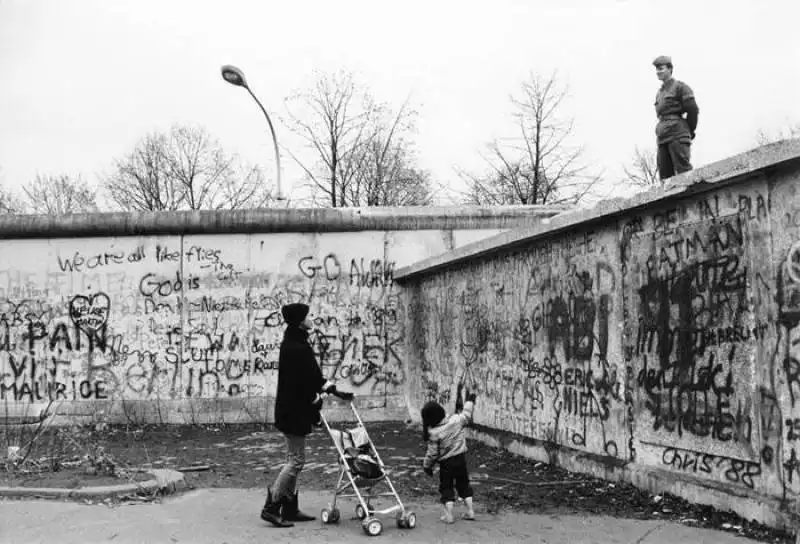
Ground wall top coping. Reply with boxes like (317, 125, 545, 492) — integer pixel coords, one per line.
(0, 205, 568, 239)
(395, 138, 800, 282)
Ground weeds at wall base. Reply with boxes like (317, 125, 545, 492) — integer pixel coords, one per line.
(2, 400, 125, 480)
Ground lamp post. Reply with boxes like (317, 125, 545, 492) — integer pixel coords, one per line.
(220, 64, 284, 201)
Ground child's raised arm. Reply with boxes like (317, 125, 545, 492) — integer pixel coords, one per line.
(455, 384, 464, 414)
(456, 392, 476, 426)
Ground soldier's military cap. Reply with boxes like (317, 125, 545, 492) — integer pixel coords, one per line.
(652, 55, 672, 67)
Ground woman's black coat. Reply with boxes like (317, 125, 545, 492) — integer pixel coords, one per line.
(273, 325, 326, 436)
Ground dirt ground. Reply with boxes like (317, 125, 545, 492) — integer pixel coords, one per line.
(0, 467, 152, 488)
(3, 421, 796, 543)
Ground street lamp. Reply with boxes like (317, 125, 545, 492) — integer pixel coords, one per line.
(220, 64, 284, 201)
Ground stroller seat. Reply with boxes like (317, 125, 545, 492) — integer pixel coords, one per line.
(331, 427, 384, 480)
(347, 450, 384, 481)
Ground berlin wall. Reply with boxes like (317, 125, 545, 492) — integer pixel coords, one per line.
(0, 206, 561, 425)
(397, 139, 800, 530)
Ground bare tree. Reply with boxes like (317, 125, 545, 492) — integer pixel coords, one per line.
(283, 70, 376, 207)
(104, 124, 272, 212)
(344, 100, 433, 206)
(105, 130, 178, 211)
(459, 71, 600, 206)
(0, 169, 22, 214)
(22, 174, 99, 215)
(622, 146, 661, 188)
(756, 122, 800, 146)
(0, 188, 20, 214)
(283, 70, 431, 207)
(356, 155, 433, 206)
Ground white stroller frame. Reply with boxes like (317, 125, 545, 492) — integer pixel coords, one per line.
(319, 400, 417, 537)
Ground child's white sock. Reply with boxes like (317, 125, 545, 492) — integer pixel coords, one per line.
(440, 502, 455, 523)
(464, 496, 475, 519)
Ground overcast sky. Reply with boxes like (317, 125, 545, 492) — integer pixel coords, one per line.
(1, 0, 799, 205)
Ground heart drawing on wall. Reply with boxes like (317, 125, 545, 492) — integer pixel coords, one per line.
(69, 293, 111, 333)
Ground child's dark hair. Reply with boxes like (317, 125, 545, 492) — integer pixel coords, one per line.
(421, 401, 446, 442)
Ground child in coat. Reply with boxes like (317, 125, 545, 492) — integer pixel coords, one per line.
(421, 387, 477, 523)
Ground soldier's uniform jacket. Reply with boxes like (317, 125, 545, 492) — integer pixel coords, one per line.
(654, 78, 695, 144)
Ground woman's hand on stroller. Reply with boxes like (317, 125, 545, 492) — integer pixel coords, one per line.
(323, 382, 354, 401)
(335, 390, 354, 401)
(311, 394, 324, 427)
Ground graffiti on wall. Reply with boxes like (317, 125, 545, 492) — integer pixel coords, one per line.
(777, 236, 800, 496)
(617, 190, 800, 496)
(407, 184, 800, 502)
(631, 214, 757, 449)
(0, 238, 404, 408)
(413, 229, 629, 458)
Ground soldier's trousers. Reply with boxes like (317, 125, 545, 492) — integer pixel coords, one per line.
(657, 140, 692, 180)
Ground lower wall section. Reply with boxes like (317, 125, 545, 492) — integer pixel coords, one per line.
(467, 425, 797, 531)
(7, 394, 408, 426)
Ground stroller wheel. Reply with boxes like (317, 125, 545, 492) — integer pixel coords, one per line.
(362, 517, 383, 536)
(321, 507, 341, 524)
(397, 511, 416, 529)
(355, 503, 369, 520)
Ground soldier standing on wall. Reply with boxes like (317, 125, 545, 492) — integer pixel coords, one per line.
(653, 55, 699, 180)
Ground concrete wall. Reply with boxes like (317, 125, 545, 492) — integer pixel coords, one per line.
(396, 140, 800, 530)
(0, 206, 563, 425)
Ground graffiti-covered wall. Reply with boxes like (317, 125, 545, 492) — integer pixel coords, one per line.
(405, 229, 625, 456)
(399, 140, 800, 529)
(0, 207, 561, 424)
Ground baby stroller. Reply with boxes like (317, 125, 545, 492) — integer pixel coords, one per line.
(319, 400, 417, 536)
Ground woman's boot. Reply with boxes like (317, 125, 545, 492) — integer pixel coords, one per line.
(260, 489, 294, 527)
(282, 491, 316, 522)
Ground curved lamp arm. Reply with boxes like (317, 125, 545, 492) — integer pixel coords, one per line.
(220, 64, 284, 201)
